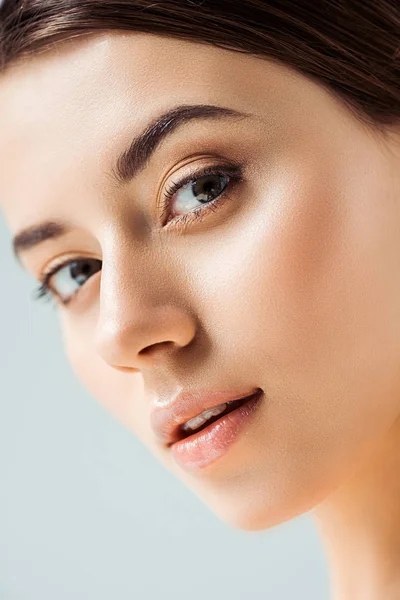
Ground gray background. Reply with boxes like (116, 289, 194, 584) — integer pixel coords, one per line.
(0, 215, 330, 599)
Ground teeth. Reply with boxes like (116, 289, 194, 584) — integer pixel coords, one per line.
(182, 403, 228, 433)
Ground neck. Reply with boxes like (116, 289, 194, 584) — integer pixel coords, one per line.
(312, 416, 400, 600)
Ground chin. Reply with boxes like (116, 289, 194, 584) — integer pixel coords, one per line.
(198, 480, 334, 532)
(197, 493, 292, 532)
(208, 502, 295, 532)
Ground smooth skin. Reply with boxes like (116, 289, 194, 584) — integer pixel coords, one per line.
(1, 32, 400, 600)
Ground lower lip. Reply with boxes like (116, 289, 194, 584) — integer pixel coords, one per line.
(170, 390, 263, 472)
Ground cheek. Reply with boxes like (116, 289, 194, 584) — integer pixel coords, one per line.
(194, 155, 400, 425)
(61, 323, 151, 443)
(180, 164, 400, 529)
(61, 327, 184, 478)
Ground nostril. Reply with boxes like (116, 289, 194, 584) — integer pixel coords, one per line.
(138, 340, 175, 357)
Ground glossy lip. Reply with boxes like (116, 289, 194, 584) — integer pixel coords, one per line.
(170, 390, 264, 472)
(150, 387, 262, 447)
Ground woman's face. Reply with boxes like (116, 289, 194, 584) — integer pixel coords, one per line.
(1, 32, 400, 531)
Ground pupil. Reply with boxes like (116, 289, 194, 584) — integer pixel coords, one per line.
(192, 174, 224, 204)
(70, 259, 100, 285)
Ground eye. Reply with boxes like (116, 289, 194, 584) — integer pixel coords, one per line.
(33, 257, 102, 306)
(161, 163, 244, 226)
(170, 172, 229, 216)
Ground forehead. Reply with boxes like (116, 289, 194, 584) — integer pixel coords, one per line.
(0, 30, 301, 234)
(0, 34, 234, 224)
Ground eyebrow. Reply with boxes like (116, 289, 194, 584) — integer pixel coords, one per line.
(12, 103, 250, 261)
(111, 103, 249, 184)
(12, 220, 72, 264)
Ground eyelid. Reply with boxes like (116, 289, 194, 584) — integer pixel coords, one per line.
(39, 255, 78, 288)
(37, 254, 102, 306)
(157, 161, 244, 226)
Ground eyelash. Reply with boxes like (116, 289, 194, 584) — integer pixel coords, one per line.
(32, 256, 88, 308)
(33, 162, 244, 307)
(160, 162, 243, 230)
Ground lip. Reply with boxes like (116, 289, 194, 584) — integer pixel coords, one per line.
(170, 390, 263, 472)
(150, 386, 263, 455)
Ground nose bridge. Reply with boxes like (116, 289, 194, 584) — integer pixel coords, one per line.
(94, 240, 196, 370)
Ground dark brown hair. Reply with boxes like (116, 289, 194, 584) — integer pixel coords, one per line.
(0, 0, 399, 132)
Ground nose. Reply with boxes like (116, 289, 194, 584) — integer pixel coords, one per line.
(94, 256, 197, 372)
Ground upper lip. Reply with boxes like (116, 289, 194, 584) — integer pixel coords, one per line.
(150, 387, 261, 447)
